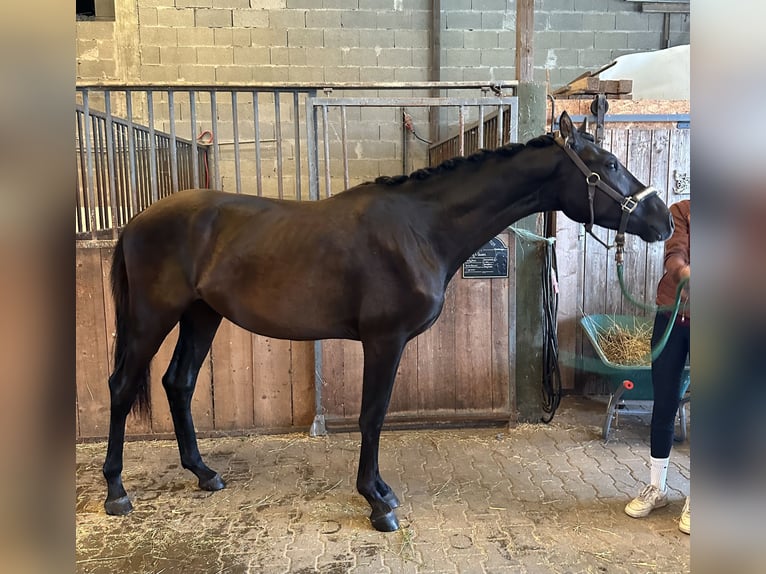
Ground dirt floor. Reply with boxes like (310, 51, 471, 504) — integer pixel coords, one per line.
(76, 396, 690, 573)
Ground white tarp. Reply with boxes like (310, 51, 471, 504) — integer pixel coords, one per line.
(597, 45, 690, 100)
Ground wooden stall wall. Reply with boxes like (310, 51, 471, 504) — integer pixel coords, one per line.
(76, 245, 315, 440)
(555, 127, 690, 392)
(321, 230, 515, 427)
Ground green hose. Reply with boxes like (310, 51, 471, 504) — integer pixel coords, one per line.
(616, 263, 689, 361)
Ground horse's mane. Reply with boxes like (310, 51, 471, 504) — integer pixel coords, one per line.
(373, 134, 556, 187)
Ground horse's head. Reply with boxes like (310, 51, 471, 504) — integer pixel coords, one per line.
(555, 111, 673, 243)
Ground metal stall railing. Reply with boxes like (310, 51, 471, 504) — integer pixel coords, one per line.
(304, 93, 518, 435)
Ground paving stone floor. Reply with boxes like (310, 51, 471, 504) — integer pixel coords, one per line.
(76, 396, 690, 573)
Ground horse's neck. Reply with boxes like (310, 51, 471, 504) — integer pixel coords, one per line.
(421, 149, 560, 274)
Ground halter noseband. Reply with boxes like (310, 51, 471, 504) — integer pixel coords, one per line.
(554, 132, 658, 263)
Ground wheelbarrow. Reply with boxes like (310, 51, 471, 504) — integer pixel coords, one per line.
(580, 314, 690, 441)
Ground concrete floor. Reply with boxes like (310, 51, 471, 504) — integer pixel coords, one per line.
(76, 397, 690, 573)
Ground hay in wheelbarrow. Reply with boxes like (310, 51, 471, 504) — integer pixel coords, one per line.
(580, 314, 690, 441)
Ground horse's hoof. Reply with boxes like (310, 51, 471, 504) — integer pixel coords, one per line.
(370, 509, 400, 532)
(382, 491, 400, 509)
(199, 473, 225, 491)
(104, 495, 133, 516)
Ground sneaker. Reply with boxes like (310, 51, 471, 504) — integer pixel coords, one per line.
(624, 484, 669, 518)
(678, 496, 690, 534)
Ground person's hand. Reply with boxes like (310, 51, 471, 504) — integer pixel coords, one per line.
(678, 265, 690, 301)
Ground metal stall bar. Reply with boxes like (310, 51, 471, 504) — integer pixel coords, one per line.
(340, 105, 349, 189)
(497, 104, 504, 146)
(125, 91, 139, 218)
(210, 91, 221, 190)
(305, 95, 319, 202)
(81, 90, 97, 238)
(189, 90, 200, 189)
(253, 91, 263, 197)
(293, 91, 302, 201)
(146, 91, 160, 203)
(103, 93, 119, 237)
(75, 110, 86, 234)
(168, 90, 179, 194)
(231, 91, 242, 194)
(478, 105, 485, 149)
(321, 104, 331, 197)
(274, 91, 284, 200)
(458, 105, 465, 156)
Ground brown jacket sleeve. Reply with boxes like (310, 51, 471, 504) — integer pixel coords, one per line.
(656, 199, 690, 315)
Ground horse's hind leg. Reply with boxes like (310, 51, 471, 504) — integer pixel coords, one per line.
(103, 319, 179, 515)
(162, 300, 224, 491)
(356, 335, 406, 532)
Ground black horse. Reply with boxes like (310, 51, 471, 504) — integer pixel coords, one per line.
(102, 112, 673, 531)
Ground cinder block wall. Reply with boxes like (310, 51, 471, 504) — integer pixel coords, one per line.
(76, 0, 689, 193)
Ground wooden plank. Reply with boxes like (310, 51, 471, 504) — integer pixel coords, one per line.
(76, 248, 111, 438)
(289, 340, 315, 428)
(321, 339, 345, 418)
(210, 319, 254, 431)
(490, 273, 510, 411)
(148, 326, 178, 434)
(252, 335, 293, 428)
(621, 129, 653, 316)
(605, 129, 628, 314)
(417, 281, 457, 413)
(515, 0, 535, 82)
(645, 129, 672, 304)
(454, 275, 493, 411)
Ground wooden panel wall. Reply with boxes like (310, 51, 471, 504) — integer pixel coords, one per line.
(76, 246, 315, 440)
(321, 231, 515, 424)
(556, 128, 691, 391)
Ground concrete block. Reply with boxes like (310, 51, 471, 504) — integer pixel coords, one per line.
(440, 30, 464, 48)
(341, 10, 376, 30)
(463, 30, 498, 49)
(216, 66, 254, 83)
(411, 48, 430, 67)
(77, 59, 117, 81)
(157, 7, 195, 27)
(578, 48, 613, 68)
(322, 0, 358, 8)
(394, 29, 429, 49)
(481, 12, 506, 31)
(445, 49, 481, 68)
(160, 46, 197, 65)
(177, 27, 214, 47)
(546, 47, 578, 68)
(480, 50, 513, 68)
(324, 29, 361, 48)
(542, 0, 574, 9)
(211, 0, 250, 7)
(549, 12, 583, 31)
(195, 8, 233, 27)
(583, 12, 616, 31)
(140, 27, 178, 47)
(446, 11, 482, 30)
(411, 9, 431, 28)
(175, 0, 213, 6)
(376, 48, 411, 67)
(376, 10, 412, 30)
(214, 28, 234, 46)
(535, 30, 563, 49)
(231, 29, 252, 47)
(233, 10, 270, 27)
(138, 7, 158, 26)
(305, 47, 343, 67)
(559, 31, 594, 50)
(287, 65, 322, 82)
(614, 12, 648, 32)
(324, 66, 361, 83)
(287, 28, 323, 47)
(360, 29, 395, 48)
(442, 0, 471, 9)
(594, 31, 627, 50)
(306, 10, 341, 29)
(178, 64, 216, 83)
(269, 9, 306, 29)
(670, 31, 690, 46)
(251, 28, 288, 47)
(196, 46, 234, 65)
(287, 0, 315, 7)
(270, 46, 289, 65)
(234, 46, 271, 65)
(342, 47, 379, 66)
(472, 0, 507, 10)
(359, 66, 395, 82)
(140, 46, 161, 65)
(573, 0, 609, 12)
(141, 64, 179, 83)
(626, 31, 659, 50)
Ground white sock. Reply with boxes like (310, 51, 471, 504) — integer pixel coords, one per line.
(650, 456, 670, 492)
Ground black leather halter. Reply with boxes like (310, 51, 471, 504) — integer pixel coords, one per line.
(554, 132, 658, 263)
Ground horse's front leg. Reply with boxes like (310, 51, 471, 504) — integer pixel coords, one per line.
(356, 335, 406, 532)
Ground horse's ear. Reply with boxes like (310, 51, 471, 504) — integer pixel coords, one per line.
(578, 117, 589, 134)
(558, 111, 580, 147)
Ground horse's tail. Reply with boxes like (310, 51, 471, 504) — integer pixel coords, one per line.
(110, 232, 151, 419)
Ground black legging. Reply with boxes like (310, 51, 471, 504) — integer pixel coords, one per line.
(650, 312, 691, 459)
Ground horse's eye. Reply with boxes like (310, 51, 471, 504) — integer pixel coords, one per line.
(607, 160, 619, 171)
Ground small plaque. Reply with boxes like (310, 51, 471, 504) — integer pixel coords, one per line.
(462, 237, 508, 279)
